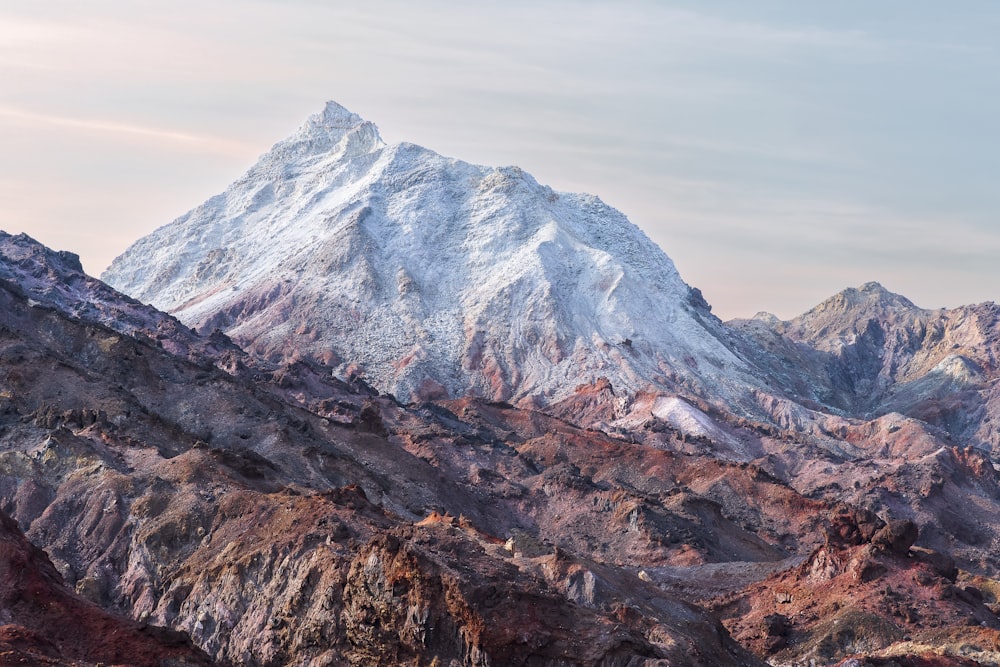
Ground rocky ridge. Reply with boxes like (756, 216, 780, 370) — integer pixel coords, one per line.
(731, 281, 1000, 453)
(0, 231, 247, 374)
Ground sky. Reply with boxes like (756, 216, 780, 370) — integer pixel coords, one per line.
(1, 1, 998, 320)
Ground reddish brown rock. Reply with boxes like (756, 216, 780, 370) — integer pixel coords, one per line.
(711, 533, 1000, 665)
(0, 509, 212, 666)
(870, 519, 919, 555)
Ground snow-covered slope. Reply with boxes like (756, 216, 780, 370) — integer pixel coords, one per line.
(104, 101, 768, 409)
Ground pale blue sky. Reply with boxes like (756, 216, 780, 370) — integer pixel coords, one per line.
(1, 1, 998, 319)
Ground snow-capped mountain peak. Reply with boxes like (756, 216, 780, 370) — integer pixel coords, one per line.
(311, 99, 367, 131)
(103, 101, 768, 413)
(275, 100, 383, 160)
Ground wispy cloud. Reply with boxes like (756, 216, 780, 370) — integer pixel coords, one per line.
(659, 185, 1000, 267)
(647, 7, 877, 55)
(0, 106, 254, 156)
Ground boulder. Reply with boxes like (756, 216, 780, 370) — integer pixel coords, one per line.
(870, 519, 918, 556)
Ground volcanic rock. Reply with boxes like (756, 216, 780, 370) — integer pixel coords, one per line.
(871, 519, 919, 556)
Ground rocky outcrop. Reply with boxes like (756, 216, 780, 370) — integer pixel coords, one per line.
(0, 508, 212, 666)
(339, 528, 754, 666)
(871, 519, 919, 556)
(711, 509, 1000, 666)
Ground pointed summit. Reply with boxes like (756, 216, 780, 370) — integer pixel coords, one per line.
(858, 280, 889, 293)
(314, 100, 365, 129)
(856, 281, 911, 303)
(104, 101, 768, 411)
(811, 281, 918, 317)
(271, 100, 384, 161)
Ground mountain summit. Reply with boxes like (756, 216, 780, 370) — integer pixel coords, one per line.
(104, 101, 766, 409)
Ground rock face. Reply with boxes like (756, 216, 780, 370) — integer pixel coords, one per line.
(712, 512, 1000, 666)
(0, 508, 212, 666)
(730, 281, 1000, 452)
(102, 102, 772, 413)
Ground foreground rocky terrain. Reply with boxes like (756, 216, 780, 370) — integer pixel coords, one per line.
(8, 104, 1000, 666)
(0, 507, 211, 666)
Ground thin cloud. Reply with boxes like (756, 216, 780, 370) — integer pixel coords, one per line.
(664, 189, 1000, 260)
(0, 106, 255, 156)
(650, 8, 876, 55)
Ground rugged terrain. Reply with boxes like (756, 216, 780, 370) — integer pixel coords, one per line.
(0, 507, 211, 666)
(6, 102, 1000, 666)
(3, 232, 768, 664)
(10, 233, 1000, 665)
(731, 281, 1000, 452)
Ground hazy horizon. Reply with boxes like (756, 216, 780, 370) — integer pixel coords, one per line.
(2, 1, 998, 320)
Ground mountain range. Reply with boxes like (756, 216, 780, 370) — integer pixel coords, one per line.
(103, 103, 1000, 459)
(2, 101, 1000, 665)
